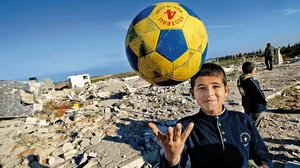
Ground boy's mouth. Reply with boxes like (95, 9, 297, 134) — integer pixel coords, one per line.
(204, 100, 216, 104)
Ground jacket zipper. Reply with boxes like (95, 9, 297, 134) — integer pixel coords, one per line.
(216, 119, 225, 150)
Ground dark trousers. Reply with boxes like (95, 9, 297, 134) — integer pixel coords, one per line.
(265, 56, 273, 70)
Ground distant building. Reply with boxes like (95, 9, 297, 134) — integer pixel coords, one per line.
(67, 74, 91, 88)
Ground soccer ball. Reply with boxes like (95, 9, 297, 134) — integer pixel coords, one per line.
(125, 2, 208, 86)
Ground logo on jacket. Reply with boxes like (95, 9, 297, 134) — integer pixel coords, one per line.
(240, 132, 251, 147)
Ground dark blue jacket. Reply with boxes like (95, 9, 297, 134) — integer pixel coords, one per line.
(237, 74, 268, 113)
(160, 108, 273, 168)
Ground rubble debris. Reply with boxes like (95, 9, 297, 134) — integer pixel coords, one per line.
(0, 63, 299, 168)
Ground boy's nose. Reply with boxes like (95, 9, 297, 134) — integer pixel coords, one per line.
(205, 87, 214, 96)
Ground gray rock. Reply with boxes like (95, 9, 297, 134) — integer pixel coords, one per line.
(80, 138, 90, 149)
(0, 80, 33, 118)
(90, 135, 101, 145)
(62, 142, 74, 152)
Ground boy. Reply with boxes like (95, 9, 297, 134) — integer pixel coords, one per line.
(237, 62, 268, 127)
(148, 63, 272, 168)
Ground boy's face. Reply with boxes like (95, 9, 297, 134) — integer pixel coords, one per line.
(190, 75, 228, 115)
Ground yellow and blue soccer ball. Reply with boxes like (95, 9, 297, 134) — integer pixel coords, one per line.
(125, 2, 208, 86)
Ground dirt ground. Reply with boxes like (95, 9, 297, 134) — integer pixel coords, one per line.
(262, 84, 300, 167)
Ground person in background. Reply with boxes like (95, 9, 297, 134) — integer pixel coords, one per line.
(264, 43, 276, 70)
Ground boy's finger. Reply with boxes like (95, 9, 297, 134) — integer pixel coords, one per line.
(181, 123, 194, 141)
(148, 122, 166, 141)
(148, 122, 159, 135)
(173, 123, 182, 141)
(157, 130, 166, 142)
(167, 127, 174, 142)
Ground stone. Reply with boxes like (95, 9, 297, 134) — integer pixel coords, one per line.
(62, 143, 74, 153)
(25, 117, 37, 125)
(83, 161, 98, 168)
(64, 149, 77, 160)
(35, 148, 47, 162)
(88, 152, 97, 158)
(52, 157, 65, 167)
(38, 120, 48, 126)
(51, 148, 64, 157)
(80, 139, 90, 149)
(20, 90, 35, 105)
(33, 103, 43, 112)
(118, 156, 146, 168)
(38, 128, 48, 134)
(90, 136, 101, 145)
(48, 156, 56, 166)
(25, 117, 37, 123)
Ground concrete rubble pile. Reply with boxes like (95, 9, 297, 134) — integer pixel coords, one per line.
(0, 77, 200, 168)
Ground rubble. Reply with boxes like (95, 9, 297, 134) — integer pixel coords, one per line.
(0, 62, 299, 168)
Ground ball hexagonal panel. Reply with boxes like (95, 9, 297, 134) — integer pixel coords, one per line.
(156, 29, 188, 62)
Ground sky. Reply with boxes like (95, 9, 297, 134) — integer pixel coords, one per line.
(0, 0, 299, 81)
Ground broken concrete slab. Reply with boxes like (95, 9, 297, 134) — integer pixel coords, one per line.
(40, 78, 55, 94)
(0, 80, 33, 118)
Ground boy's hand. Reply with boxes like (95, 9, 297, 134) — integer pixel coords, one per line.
(148, 122, 194, 166)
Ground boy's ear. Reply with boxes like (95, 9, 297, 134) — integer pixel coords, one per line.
(225, 85, 229, 96)
(190, 88, 195, 99)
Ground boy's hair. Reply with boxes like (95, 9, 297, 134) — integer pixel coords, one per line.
(242, 62, 255, 74)
(190, 63, 227, 88)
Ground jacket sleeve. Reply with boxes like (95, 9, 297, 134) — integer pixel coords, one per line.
(249, 78, 268, 104)
(159, 148, 188, 168)
(249, 121, 273, 167)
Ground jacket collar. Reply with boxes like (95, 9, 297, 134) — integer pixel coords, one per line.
(197, 106, 228, 121)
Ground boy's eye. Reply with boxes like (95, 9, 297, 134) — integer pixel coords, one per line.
(213, 85, 221, 88)
(197, 87, 205, 90)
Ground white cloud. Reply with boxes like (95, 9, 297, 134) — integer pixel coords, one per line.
(279, 9, 300, 16)
(206, 25, 242, 29)
(111, 21, 131, 30)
